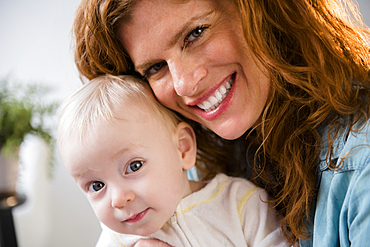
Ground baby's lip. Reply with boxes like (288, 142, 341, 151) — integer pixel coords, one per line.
(123, 208, 150, 223)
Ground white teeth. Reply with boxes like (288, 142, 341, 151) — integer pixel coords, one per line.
(209, 96, 218, 105)
(219, 85, 226, 95)
(203, 101, 212, 109)
(226, 81, 231, 89)
(197, 76, 234, 112)
(215, 91, 222, 102)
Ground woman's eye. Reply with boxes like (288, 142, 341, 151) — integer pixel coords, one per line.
(88, 181, 105, 192)
(144, 61, 167, 79)
(184, 25, 209, 47)
(126, 161, 143, 174)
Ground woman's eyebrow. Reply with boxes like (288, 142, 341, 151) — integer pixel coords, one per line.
(135, 10, 214, 72)
(168, 10, 214, 47)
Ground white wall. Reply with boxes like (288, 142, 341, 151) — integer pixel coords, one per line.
(358, 0, 370, 26)
(0, 0, 369, 246)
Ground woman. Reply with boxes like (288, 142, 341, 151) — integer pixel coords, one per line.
(72, 0, 370, 246)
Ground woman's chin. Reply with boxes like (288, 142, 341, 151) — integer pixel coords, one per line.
(211, 126, 248, 141)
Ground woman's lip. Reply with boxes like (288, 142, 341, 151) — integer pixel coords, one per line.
(124, 208, 150, 223)
(191, 73, 236, 121)
(188, 73, 235, 106)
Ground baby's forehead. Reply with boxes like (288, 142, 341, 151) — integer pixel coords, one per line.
(113, 100, 156, 120)
(61, 91, 176, 150)
(114, 99, 176, 128)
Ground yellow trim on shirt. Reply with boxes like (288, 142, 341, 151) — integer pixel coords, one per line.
(237, 187, 260, 223)
(110, 231, 126, 247)
(161, 221, 169, 230)
(175, 177, 230, 215)
(161, 177, 230, 230)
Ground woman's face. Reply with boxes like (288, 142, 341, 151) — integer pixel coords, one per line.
(119, 0, 270, 140)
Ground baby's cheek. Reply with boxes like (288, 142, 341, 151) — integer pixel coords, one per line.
(90, 200, 108, 222)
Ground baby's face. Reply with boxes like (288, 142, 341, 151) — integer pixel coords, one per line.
(62, 106, 190, 236)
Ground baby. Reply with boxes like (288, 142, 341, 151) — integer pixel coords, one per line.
(57, 75, 290, 246)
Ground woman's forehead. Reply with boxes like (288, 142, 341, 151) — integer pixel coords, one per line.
(120, 0, 226, 28)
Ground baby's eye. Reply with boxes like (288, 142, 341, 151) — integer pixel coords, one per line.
(184, 25, 209, 47)
(88, 181, 105, 192)
(126, 161, 143, 174)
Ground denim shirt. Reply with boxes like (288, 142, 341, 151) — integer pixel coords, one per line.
(300, 119, 370, 246)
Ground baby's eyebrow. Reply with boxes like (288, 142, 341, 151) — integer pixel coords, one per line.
(73, 169, 94, 179)
(112, 143, 145, 160)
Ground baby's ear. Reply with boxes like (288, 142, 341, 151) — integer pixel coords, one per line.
(175, 122, 197, 170)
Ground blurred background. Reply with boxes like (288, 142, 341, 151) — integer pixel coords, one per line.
(0, 0, 369, 246)
(0, 0, 101, 246)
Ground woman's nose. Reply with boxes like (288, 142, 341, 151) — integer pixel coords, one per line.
(168, 57, 207, 97)
(111, 188, 135, 209)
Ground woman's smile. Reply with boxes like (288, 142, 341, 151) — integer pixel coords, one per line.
(188, 72, 236, 122)
(194, 73, 235, 113)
